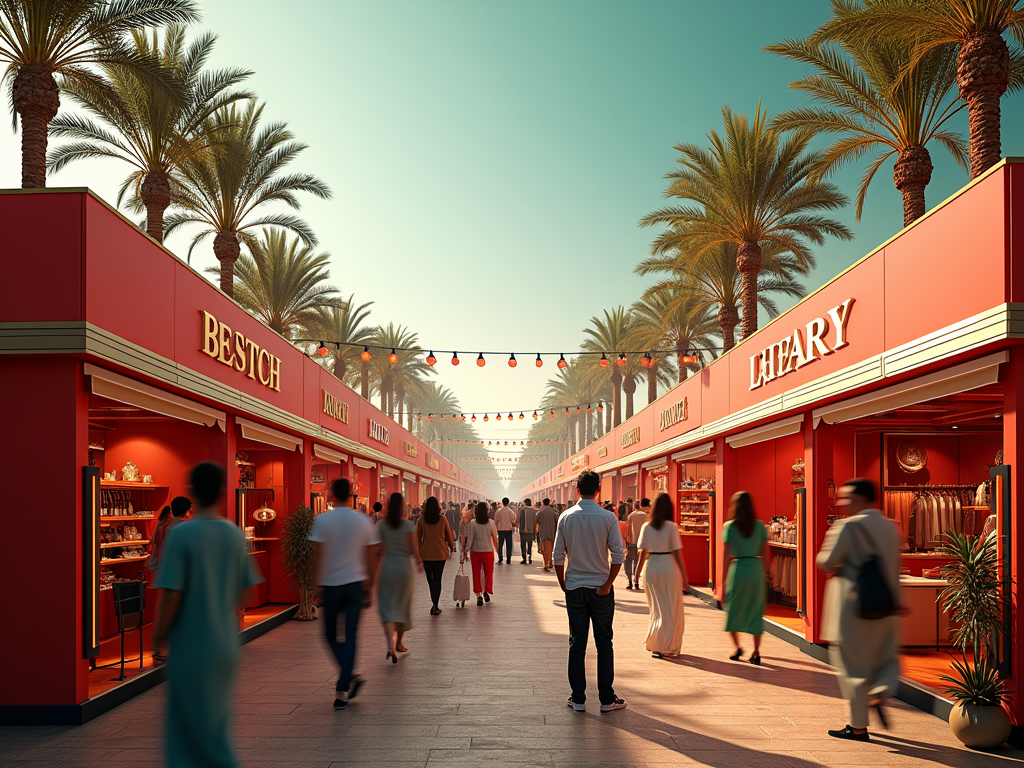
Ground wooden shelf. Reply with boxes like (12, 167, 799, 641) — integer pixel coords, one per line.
(100, 516, 155, 523)
(680, 531, 709, 537)
(100, 481, 166, 490)
(679, 489, 712, 494)
(680, 501, 710, 505)
(100, 555, 148, 564)
(100, 540, 149, 549)
(769, 541, 797, 550)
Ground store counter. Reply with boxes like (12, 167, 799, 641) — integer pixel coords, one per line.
(899, 575, 951, 649)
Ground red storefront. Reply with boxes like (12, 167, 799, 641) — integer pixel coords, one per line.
(525, 159, 1024, 720)
(0, 190, 485, 724)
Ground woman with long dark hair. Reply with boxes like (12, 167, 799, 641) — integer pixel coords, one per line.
(465, 501, 498, 606)
(147, 505, 174, 573)
(723, 491, 768, 664)
(376, 493, 422, 663)
(636, 494, 687, 658)
(416, 496, 456, 616)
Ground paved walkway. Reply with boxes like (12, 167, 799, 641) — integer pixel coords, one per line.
(5, 557, 1021, 766)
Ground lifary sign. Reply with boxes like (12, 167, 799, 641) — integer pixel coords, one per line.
(749, 299, 854, 391)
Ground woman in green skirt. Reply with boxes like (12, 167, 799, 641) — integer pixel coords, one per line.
(722, 491, 767, 665)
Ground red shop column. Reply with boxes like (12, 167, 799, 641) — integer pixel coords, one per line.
(714, 437, 739, 602)
(1002, 349, 1024, 723)
(0, 358, 90, 709)
(806, 416, 832, 644)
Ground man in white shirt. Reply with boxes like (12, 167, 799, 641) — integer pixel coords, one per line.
(310, 478, 380, 710)
(553, 470, 626, 713)
(494, 497, 517, 565)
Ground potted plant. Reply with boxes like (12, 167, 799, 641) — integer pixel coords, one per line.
(938, 531, 1010, 749)
(282, 505, 317, 621)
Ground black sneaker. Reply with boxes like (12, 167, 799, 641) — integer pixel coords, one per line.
(626, 583, 633, 590)
(346, 675, 364, 700)
(333, 697, 348, 710)
(600, 697, 627, 713)
(483, 592, 490, 602)
(520, 559, 527, 564)
(828, 725, 868, 741)
(567, 696, 585, 712)
(477, 595, 483, 606)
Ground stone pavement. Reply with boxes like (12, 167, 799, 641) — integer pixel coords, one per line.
(4, 557, 1021, 767)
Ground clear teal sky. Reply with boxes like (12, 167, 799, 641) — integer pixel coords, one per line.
(6, 1, 1022, 464)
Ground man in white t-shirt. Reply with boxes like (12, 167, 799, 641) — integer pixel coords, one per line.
(310, 478, 380, 710)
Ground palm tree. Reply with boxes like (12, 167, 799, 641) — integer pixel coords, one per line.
(367, 323, 430, 420)
(640, 104, 852, 340)
(815, 0, 1024, 178)
(47, 25, 252, 242)
(0, 0, 198, 188)
(544, 359, 607, 451)
(164, 101, 331, 296)
(581, 307, 637, 428)
(207, 228, 339, 337)
(638, 242, 808, 353)
(627, 287, 719, 401)
(767, 28, 967, 226)
(309, 295, 374, 385)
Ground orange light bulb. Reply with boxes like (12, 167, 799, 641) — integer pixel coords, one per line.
(476, 353, 486, 367)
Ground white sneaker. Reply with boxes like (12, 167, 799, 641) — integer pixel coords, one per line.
(567, 696, 585, 712)
(600, 697, 627, 713)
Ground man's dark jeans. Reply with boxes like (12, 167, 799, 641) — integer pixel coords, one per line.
(497, 530, 514, 563)
(321, 582, 364, 692)
(520, 533, 534, 561)
(565, 586, 615, 705)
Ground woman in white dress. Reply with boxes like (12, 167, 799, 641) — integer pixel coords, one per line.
(636, 494, 687, 658)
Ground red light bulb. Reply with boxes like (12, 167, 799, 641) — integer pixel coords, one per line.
(426, 351, 436, 366)
(360, 346, 372, 362)
(557, 354, 568, 369)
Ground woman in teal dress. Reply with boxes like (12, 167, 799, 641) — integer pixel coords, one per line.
(723, 491, 767, 665)
(377, 493, 422, 663)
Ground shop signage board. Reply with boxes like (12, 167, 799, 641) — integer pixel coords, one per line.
(597, 446, 608, 458)
(621, 426, 641, 449)
(368, 419, 390, 446)
(659, 396, 688, 431)
(748, 298, 854, 391)
(322, 390, 349, 423)
(201, 310, 282, 391)
(403, 441, 418, 458)
(426, 455, 439, 470)
(571, 455, 589, 469)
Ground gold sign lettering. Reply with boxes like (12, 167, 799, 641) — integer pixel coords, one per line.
(368, 419, 390, 446)
(200, 310, 282, 391)
(403, 441, 418, 458)
(597, 446, 608, 458)
(426, 455, 439, 470)
(322, 390, 350, 423)
(621, 426, 641, 449)
(749, 299, 855, 391)
(659, 397, 688, 431)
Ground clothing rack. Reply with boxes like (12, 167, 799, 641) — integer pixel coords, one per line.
(883, 484, 978, 490)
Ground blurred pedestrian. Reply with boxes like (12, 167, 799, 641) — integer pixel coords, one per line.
(146, 504, 173, 574)
(537, 498, 559, 571)
(494, 497, 516, 564)
(636, 494, 686, 658)
(417, 496, 456, 616)
(310, 478, 380, 709)
(554, 470, 626, 713)
(723, 491, 767, 665)
(624, 499, 648, 590)
(377, 493, 421, 663)
(153, 462, 262, 768)
(817, 478, 901, 741)
(371, 501, 382, 523)
(445, 500, 461, 536)
(465, 501, 498, 605)
(519, 498, 538, 564)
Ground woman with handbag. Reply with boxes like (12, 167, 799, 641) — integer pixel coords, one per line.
(722, 491, 768, 665)
(416, 496, 456, 616)
(464, 501, 498, 606)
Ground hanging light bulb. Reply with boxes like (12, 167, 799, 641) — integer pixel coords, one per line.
(641, 352, 653, 368)
(440, 414, 446, 422)
(532, 411, 538, 420)
(599, 353, 609, 368)
(483, 414, 489, 422)
(471, 414, 477, 422)
(388, 348, 399, 365)
(508, 412, 514, 420)
(451, 351, 460, 366)
(617, 352, 627, 366)
(535, 354, 543, 368)
(360, 346, 372, 362)
(508, 353, 517, 368)
(519, 412, 525, 420)
(587, 403, 593, 413)
(496, 413, 502, 421)
(461, 414, 467, 421)
(557, 353, 568, 369)
(417, 414, 423, 421)
(427, 413, 434, 421)
(315, 341, 330, 357)
(597, 402, 604, 413)
(565, 407, 570, 416)
(575, 406, 581, 414)
(447, 438, 452, 444)
(476, 353, 486, 367)
(426, 351, 437, 366)
(549, 410, 555, 418)
(504, 441, 508, 446)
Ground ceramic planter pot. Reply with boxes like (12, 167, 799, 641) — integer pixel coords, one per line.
(948, 703, 1011, 749)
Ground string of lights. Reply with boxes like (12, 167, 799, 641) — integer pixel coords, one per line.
(298, 337, 712, 369)
(414, 403, 609, 422)
(428, 439, 567, 446)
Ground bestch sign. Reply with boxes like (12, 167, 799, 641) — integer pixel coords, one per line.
(201, 311, 281, 391)
(749, 299, 854, 391)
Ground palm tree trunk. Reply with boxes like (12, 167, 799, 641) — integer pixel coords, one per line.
(360, 362, 369, 399)
(605, 402, 611, 433)
(213, 230, 241, 297)
(647, 361, 658, 404)
(406, 409, 413, 432)
(141, 171, 171, 242)
(332, 356, 346, 381)
(718, 304, 739, 354)
(893, 145, 933, 227)
(577, 413, 585, 450)
(958, 32, 1009, 179)
(736, 241, 762, 339)
(611, 370, 623, 427)
(624, 377, 637, 421)
(13, 65, 59, 189)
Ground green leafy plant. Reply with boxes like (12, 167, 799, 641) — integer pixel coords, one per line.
(938, 531, 1007, 704)
(281, 504, 316, 621)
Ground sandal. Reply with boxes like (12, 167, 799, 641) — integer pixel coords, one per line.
(749, 653, 761, 666)
(729, 648, 744, 661)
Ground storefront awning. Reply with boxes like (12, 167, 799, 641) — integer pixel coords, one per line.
(726, 414, 804, 449)
(620, 465, 638, 477)
(671, 441, 714, 462)
(237, 417, 302, 452)
(85, 363, 226, 431)
(641, 458, 667, 471)
(380, 466, 399, 478)
(353, 458, 376, 470)
(312, 444, 348, 464)
(813, 351, 1006, 426)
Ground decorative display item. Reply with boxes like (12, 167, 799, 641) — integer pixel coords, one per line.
(994, 449, 1004, 466)
(121, 461, 139, 482)
(253, 502, 277, 523)
(896, 439, 928, 473)
(142, 474, 153, 484)
(310, 468, 325, 485)
(790, 457, 805, 485)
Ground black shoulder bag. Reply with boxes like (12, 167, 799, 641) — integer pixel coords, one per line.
(847, 523, 897, 620)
